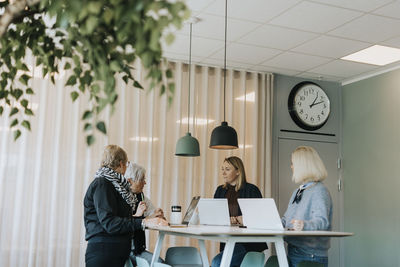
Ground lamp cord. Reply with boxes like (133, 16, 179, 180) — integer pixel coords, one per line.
(188, 23, 192, 133)
(223, 0, 227, 122)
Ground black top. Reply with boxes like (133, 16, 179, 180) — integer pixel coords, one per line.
(214, 182, 268, 252)
(84, 177, 143, 242)
(131, 193, 146, 255)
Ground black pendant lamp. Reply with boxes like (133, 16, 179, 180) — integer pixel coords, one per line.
(209, 0, 238, 150)
(175, 22, 200, 157)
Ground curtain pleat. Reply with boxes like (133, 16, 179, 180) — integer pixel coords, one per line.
(0, 58, 273, 266)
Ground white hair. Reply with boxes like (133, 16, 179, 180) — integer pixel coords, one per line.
(292, 146, 327, 184)
(125, 162, 146, 182)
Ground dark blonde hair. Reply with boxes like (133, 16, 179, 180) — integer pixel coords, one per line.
(223, 156, 247, 191)
(101, 145, 128, 170)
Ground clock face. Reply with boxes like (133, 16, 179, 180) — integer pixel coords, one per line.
(288, 81, 330, 131)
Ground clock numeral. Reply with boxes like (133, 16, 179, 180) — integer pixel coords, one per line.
(299, 109, 304, 114)
(323, 104, 327, 109)
(317, 115, 321, 121)
(321, 111, 325, 115)
(305, 114, 308, 119)
(310, 117, 314, 122)
(297, 101, 302, 106)
(304, 91, 308, 96)
(300, 96, 305, 101)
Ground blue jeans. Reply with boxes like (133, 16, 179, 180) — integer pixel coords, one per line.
(288, 245, 328, 267)
(211, 244, 247, 267)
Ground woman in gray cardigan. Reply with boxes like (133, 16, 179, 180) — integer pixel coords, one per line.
(282, 146, 332, 267)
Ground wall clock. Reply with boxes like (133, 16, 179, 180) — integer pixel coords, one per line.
(288, 81, 330, 131)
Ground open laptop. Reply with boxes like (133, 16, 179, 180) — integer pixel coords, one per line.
(238, 198, 284, 230)
(197, 198, 230, 226)
(169, 196, 200, 227)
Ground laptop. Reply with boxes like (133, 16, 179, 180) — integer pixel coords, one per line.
(238, 198, 284, 230)
(197, 198, 230, 226)
(169, 196, 200, 227)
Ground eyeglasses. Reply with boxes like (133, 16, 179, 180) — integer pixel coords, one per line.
(126, 161, 130, 167)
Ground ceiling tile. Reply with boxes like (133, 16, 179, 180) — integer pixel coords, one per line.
(202, 0, 300, 23)
(209, 43, 282, 65)
(237, 25, 318, 50)
(162, 34, 224, 58)
(297, 72, 344, 82)
(311, 0, 393, 12)
(250, 65, 302, 76)
(269, 1, 361, 33)
(381, 36, 400, 49)
(291, 35, 370, 58)
(175, 14, 261, 41)
(329, 14, 400, 43)
(308, 59, 378, 78)
(372, 1, 400, 19)
(185, 0, 216, 12)
(260, 52, 332, 71)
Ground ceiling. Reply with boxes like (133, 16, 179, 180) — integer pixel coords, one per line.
(162, 0, 400, 84)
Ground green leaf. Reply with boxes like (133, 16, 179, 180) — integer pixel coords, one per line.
(165, 33, 175, 45)
(82, 110, 93, 120)
(21, 120, 31, 131)
(96, 121, 107, 134)
(133, 80, 143, 89)
(168, 83, 175, 94)
(25, 109, 34, 116)
(26, 88, 34, 94)
(10, 119, 18, 127)
(13, 129, 21, 141)
(166, 69, 173, 79)
(66, 75, 76, 86)
(64, 62, 71, 70)
(10, 107, 18, 117)
(84, 123, 92, 131)
(87, 2, 102, 14)
(12, 89, 23, 100)
(21, 99, 28, 108)
(70, 91, 79, 101)
(86, 135, 95, 146)
(0, 106, 3, 115)
(85, 16, 99, 34)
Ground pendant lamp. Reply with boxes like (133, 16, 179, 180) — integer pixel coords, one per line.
(175, 21, 200, 157)
(209, 0, 238, 150)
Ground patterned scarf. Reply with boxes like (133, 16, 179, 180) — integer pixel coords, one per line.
(95, 166, 138, 212)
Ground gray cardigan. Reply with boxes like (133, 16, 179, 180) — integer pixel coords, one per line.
(282, 181, 333, 257)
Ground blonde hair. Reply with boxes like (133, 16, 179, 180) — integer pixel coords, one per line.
(291, 146, 327, 184)
(101, 145, 128, 170)
(223, 156, 247, 191)
(125, 162, 146, 182)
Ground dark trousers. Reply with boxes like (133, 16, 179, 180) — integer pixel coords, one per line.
(85, 241, 131, 267)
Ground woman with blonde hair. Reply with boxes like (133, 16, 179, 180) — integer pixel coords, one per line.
(83, 145, 168, 267)
(211, 156, 267, 267)
(282, 146, 332, 267)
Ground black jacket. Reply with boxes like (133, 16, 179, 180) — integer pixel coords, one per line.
(131, 193, 146, 255)
(84, 177, 143, 242)
(214, 182, 268, 252)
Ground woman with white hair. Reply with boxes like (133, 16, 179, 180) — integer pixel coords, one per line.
(83, 145, 168, 267)
(125, 162, 165, 265)
(282, 146, 332, 267)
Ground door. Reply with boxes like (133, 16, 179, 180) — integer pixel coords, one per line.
(277, 138, 342, 267)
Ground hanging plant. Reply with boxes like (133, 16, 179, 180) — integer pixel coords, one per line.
(0, 0, 189, 145)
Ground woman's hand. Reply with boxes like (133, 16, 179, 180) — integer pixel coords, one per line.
(143, 217, 169, 227)
(133, 201, 147, 217)
(146, 208, 165, 220)
(230, 216, 243, 225)
(291, 219, 304, 231)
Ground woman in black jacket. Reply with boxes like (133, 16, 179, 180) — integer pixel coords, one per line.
(83, 145, 167, 267)
(211, 156, 267, 267)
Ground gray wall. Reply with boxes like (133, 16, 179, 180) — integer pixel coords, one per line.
(272, 74, 344, 265)
(342, 69, 400, 266)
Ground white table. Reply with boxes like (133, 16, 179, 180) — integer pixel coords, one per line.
(148, 225, 352, 267)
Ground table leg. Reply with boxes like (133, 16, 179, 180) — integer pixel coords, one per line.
(150, 232, 165, 267)
(198, 239, 209, 267)
(220, 239, 235, 267)
(275, 237, 289, 267)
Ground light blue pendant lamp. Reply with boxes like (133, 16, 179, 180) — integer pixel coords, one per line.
(175, 22, 200, 157)
(209, 0, 238, 150)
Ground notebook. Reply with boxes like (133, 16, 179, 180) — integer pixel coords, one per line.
(238, 198, 284, 230)
(197, 198, 230, 226)
(169, 196, 200, 228)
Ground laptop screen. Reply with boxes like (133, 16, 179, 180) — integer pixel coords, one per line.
(181, 196, 200, 224)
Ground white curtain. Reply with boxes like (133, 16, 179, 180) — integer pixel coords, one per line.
(0, 58, 273, 267)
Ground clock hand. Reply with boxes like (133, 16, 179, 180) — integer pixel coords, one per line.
(309, 92, 319, 108)
(310, 101, 324, 108)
